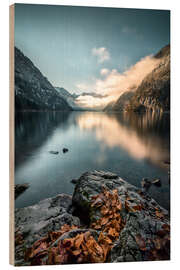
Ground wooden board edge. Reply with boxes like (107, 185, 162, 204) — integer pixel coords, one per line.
(9, 4, 15, 266)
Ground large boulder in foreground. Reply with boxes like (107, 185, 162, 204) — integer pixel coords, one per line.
(72, 170, 170, 262)
(15, 194, 80, 265)
(15, 171, 170, 266)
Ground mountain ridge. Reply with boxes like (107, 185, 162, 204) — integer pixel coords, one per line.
(15, 47, 72, 111)
(104, 44, 170, 113)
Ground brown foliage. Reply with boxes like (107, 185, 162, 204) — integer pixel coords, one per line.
(23, 188, 170, 265)
(91, 188, 124, 242)
(24, 188, 125, 265)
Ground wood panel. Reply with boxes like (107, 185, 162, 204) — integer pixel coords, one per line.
(9, 4, 14, 266)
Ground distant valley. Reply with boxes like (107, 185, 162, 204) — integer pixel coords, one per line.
(15, 45, 170, 114)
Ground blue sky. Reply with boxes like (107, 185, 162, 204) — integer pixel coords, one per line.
(15, 4, 170, 94)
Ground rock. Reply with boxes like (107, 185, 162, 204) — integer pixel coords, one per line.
(15, 183, 29, 199)
(15, 47, 72, 111)
(51, 228, 99, 247)
(152, 178, 161, 187)
(164, 160, 170, 165)
(71, 178, 78, 184)
(63, 148, 68, 153)
(15, 170, 170, 265)
(72, 170, 170, 262)
(15, 193, 81, 265)
(168, 171, 170, 183)
(126, 45, 170, 113)
(141, 178, 152, 192)
(49, 151, 59, 154)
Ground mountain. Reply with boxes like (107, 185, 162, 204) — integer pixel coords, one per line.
(103, 101, 115, 111)
(126, 45, 170, 112)
(54, 87, 80, 109)
(104, 45, 170, 113)
(104, 91, 135, 112)
(15, 47, 72, 111)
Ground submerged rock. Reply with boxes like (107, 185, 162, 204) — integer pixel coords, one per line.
(49, 151, 59, 155)
(63, 148, 68, 153)
(15, 183, 29, 199)
(152, 178, 162, 187)
(164, 160, 170, 165)
(71, 178, 78, 184)
(141, 178, 152, 192)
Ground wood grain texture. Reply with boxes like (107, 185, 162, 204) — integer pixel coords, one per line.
(9, 4, 15, 266)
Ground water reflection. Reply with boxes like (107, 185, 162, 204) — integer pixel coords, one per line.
(15, 111, 170, 210)
(77, 111, 170, 169)
(15, 111, 71, 167)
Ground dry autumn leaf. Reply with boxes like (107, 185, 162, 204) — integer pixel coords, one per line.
(132, 204, 142, 211)
(25, 188, 127, 265)
(74, 233, 84, 249)
(101, 205, 109, 215)
(155, 211, 164, 219)
(100, 216, 109, 226)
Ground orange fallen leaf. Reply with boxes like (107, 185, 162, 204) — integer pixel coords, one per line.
(132, 204, 142, 211)
(155, 211, 164, 219)
(71, 249, 82, 256)
(101, 205, 109, 215)
(74, 233, 84, 249)
(100, 216, 109, 226)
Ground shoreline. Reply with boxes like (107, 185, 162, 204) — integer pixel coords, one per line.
(15, 170, 170, 266)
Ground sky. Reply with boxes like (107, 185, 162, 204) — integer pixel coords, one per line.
(15, 4, 170, 107)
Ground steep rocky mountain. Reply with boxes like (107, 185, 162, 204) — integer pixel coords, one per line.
(15, 47, 72, 111)
(127, 45, 170, 112)
(105, 91, 134, 111)
(54, 87, 79, 109)
(103, 101, 115, 111)
(104, 45, 170, 113)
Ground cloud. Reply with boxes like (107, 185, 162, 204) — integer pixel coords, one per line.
(92, 47, 110, 63)
(75, 54, 160, 109)
(76, 112, 169, 162)
(100, 68, 110, 76)
(95, 56, 160, 97)
(75, 94, 114, 110)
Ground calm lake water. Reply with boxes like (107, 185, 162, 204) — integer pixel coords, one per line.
(15, 111, 170, 210)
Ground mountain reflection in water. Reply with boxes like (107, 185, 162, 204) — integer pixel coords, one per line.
(77, 111, 170, 168)
(15, 111, 170, 211)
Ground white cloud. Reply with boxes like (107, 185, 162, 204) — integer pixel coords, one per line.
(75, 94, 114, 110)
(100, 68, 110, 76)
(92, 47, 110, 63)
(75, 54, 160, 109)
(94, 55, 160, 98)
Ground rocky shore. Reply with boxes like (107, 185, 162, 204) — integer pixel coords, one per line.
(15, 171, 170, 266)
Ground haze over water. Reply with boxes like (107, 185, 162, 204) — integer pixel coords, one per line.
(15, 111, 170, 210)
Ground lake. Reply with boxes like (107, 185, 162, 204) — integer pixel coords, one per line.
(15, 111, 170, 211)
